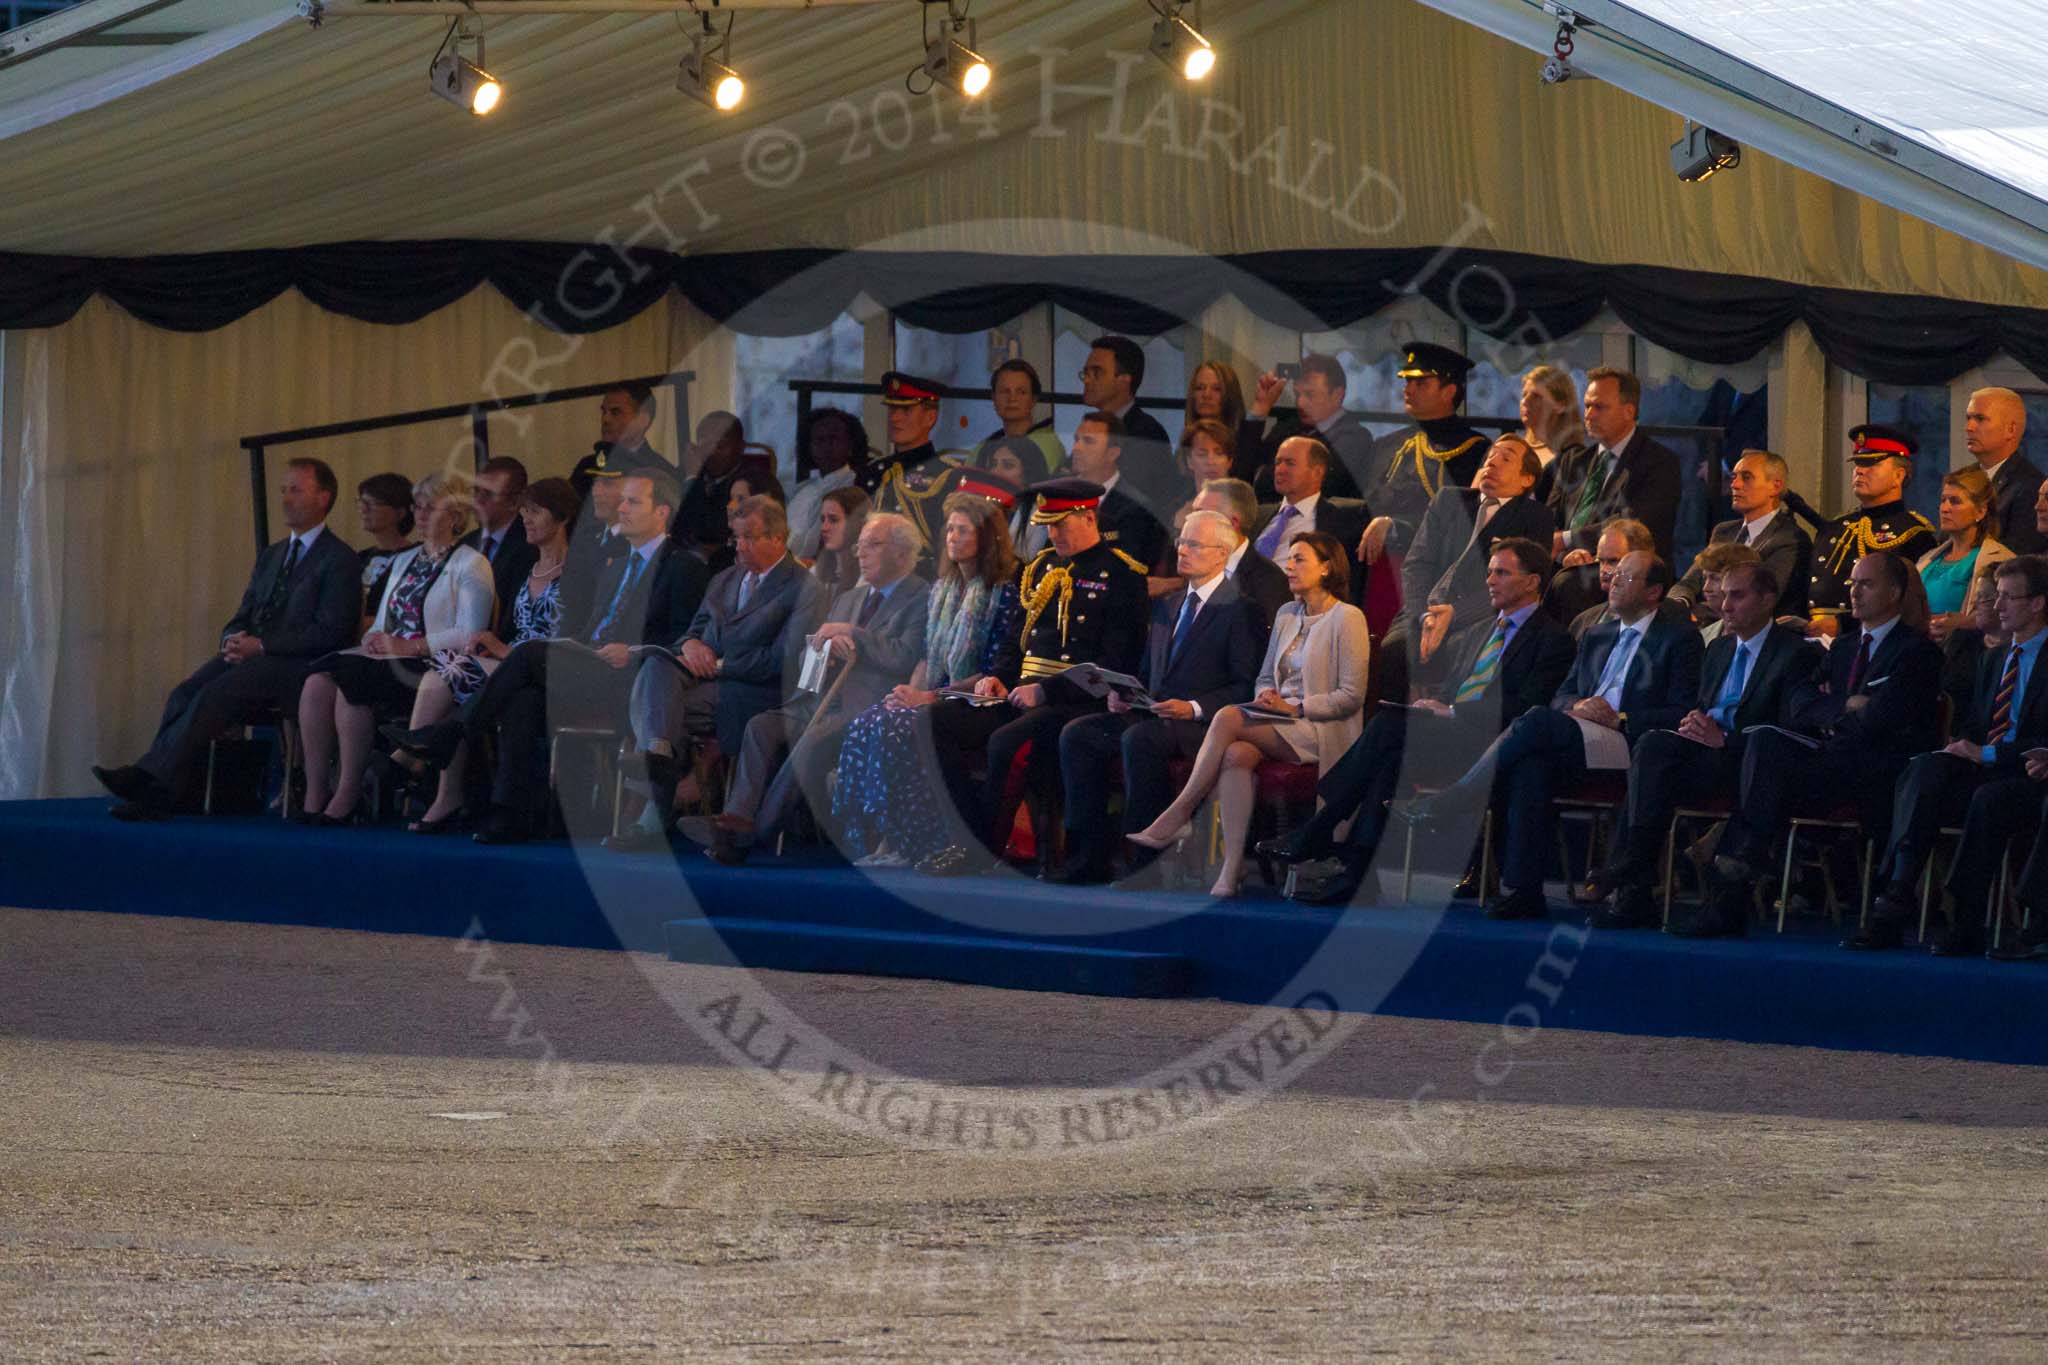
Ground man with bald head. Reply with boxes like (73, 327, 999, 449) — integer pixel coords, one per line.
(1967, 387, 2042, 554)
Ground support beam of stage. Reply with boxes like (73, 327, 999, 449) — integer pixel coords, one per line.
(304, 0, 898, 15)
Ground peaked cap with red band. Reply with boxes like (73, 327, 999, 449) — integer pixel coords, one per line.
(954, 468, 1024, 509)
(879, 371, 945, 406)
(1848, 422, 1918, 463)
(1028, 476, 1106, 525)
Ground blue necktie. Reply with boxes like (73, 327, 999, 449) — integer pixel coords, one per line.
(1594, 626, 1639, 708)
(1712, 641, 1752, 729)
(1256, 503, 1298, 559)
(1167, 590, 1201, 666)
(592, 552, 645, 642)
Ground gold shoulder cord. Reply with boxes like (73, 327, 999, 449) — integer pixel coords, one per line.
(879, 460, 960, 549)
(1019, 555, 1075, 646)
(1398, 432, 1488, 501)
(1111, 548, 1149, 573)
(1811, 512, 1935, 615)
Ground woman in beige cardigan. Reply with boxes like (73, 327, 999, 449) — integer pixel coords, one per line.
(1132, 531, 1370, 896)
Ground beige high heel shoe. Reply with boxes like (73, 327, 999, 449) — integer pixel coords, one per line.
(1127, 820, 1192, 852)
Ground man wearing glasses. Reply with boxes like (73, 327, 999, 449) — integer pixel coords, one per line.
(464, 456, 536, 635)
(1051, 510, 1264, 885)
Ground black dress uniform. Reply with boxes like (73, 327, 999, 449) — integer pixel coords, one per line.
(920, 478, 1150, 872)
(1806, 425, 1938, 623)
(1366, 345, 1490, 560)
(858, 372, 962, 555)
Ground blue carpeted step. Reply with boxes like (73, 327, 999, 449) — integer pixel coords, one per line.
(666, 916, 1195, 998)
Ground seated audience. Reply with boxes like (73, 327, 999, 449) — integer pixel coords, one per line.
(571, 381, 670, 498)
(297, 471, 494, 825)
(1687, 541, 1761, 646)
(355, 472, 417, 623)
(1847, 555, 2048, 954)
(403, 469, 708, 844)
(1183, 360, 1265, 486)
(1246, 353, 1371, 500)
(1669, 449, 1812, 622)
(620, 494, 827, 837)
(1054, 510, 1265, 885)
(1577, 562, 1818, 935)
(807, 486, 871, 599)
(391, 477, 579, 833)
(1067, 412, 1167, 570)
(1259, 538, 1575, 904)
(918, 478, 1150, 877)
(1401, 551, 1702, 921)
(1803, 425, 1938, 637)
(1520, 365, 1587, 477)
(1080, 335, 1175, 514)
(466, 456, 537, 636)
(1385, 433, 1555, 702)
(1251, 436, 1369, 588)
(673, 410, 750, 562)
(1545, 367, 1681, 563)
(832, 490, 1023, 867)
(1967, 386, 2043, 555)
(1704, 552, 1942, 915)
(1130, 533, 1370, 898)
(92, 458, 360, 820)
(1919, 466, 2011, 638)
(665, 513, 931, 861)
(1941, 564, 2008, 720)
(1544, 517, 1655, 636)
(786, 406, 871, 560)
(976, 359, 1063, 486)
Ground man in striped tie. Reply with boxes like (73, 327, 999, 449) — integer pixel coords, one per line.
(1849, 555, 2048, 953)
(1258, 538, 1574, 904)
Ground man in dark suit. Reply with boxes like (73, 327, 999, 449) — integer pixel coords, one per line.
(665, 513, 929, 861)
(1968, 387, 2044, 555)
(464, 456, 536, 635)
(1260, 537, 1576, 905)
(571, 381, 673, 498)
(1244, 353, 1371, 499)
(1579, 562, 1819, 934)
(1706, 550, 1946, 915)
(1189, 478, 1290, 635)
(1546, 367, 1682, 563)
(617, 493, 828, 841)
(423, 469, 709, 844)
(1052, 509, 1263, 884)
(1250, 436, 1369, 592)
(1069, 411, 1166, 569)
(1080, 335, 1176, 515)
(1669, 449, 1813, 622)
(1403, 551, 1703, 920)
(1545, 518, 1653, 636)
(94, 457, 360, 819)
(1846, 555, 2048, 953)
(1384, 433, 1556, 702)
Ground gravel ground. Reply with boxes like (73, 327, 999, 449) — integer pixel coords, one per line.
(4, 906, 2047, 1361)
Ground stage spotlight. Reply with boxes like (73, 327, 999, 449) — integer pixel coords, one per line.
(1671, 121, 1741, 182)
(1148, 8, 1214, 81)
(924, 26, 991, 97)
(427, 22, 500, 116)
(679, 49, 744, 111)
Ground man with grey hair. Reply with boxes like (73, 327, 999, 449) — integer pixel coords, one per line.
(608, 493, 827, 850)
(1670, 449, 1813, 621)
(1192, 477, 1292, 632)
(672, 513, 930, 862)
(1051, 508, 1265, 884)
(1967, 387, 2043, 555)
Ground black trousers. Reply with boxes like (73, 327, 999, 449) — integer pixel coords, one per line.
(1309, 708, 1490, 872)
(1603, 729, 1741, 887)
(2015, 788, 2048, 917)
(469, 640, 634, 819)
(137, 654, 312, 795)
(1716, 731, 1902, 869)
(928, 697, 1093, 854)
(1946, 775, 2040, 924)
(1057, 712, 1206, 872)
(1877, 752, 2004, 892)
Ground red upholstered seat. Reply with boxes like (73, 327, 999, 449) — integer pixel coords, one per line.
(1254, 760, 1318, 806)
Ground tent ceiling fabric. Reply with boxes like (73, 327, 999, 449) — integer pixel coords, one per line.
(0, 0, 2041, 297)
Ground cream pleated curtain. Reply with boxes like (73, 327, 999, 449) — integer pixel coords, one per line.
(0, 290, 669, 799)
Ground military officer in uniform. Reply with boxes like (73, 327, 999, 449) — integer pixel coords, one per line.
(1358, 342, 1492, 671)
(1803, 423, 1938, 638)
(917, 477, 1151, 875)
(570, 381, 673, 500)
(858, 371, 960, 555)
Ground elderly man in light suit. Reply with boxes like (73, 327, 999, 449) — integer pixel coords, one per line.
(610, 494, 828, 847)
(675, 513, 930, 863)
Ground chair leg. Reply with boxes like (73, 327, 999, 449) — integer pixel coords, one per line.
(610, 760, 626, 840)
(1777, 825, 1799, 934)
(1858, 840, 1874, 926)
(1479, 808, 1494, 902)
(1919, 857, 1935, 942)
(1402, 819, 1417, 904)
(278, 722, 299, 821)
(203, 740, 218, 817)
(1661, 813, 1680, 927)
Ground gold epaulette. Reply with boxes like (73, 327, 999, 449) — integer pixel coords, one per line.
(1111, 548, 1149, 574)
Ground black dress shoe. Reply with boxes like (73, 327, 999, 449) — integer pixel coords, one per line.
(1842, 918, 1906, 951)
(1588, 885, 1659, 931)
(1483, 886, 1548, 921)
(473, 811, 532, 845)
(1255, 830, 1325, 865)
(1868, 883, 1919, 926)
(93, 764, 156, 803)
(109, 799, 171, 823)
(915, 844, 993, 877)
(1707, 854, 1763, 892)
(1928, 924, 1986, 957)
(383, 720, 461, 771)
(1450, 868, 1484, 900)
(1665, 901, 1746, 939)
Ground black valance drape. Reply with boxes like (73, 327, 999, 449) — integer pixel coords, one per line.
(3, 240, 2044, 386)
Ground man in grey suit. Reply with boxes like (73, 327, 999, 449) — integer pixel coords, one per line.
(674, 514, 929, 862)
(1669, 449, 1814, 622)
(611, 495, 827, 845)
(94, 457, 359, 819)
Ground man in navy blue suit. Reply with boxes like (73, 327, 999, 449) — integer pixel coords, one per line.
(1401, 550, 1703, 920)
(1051, 509, 1263, 884)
